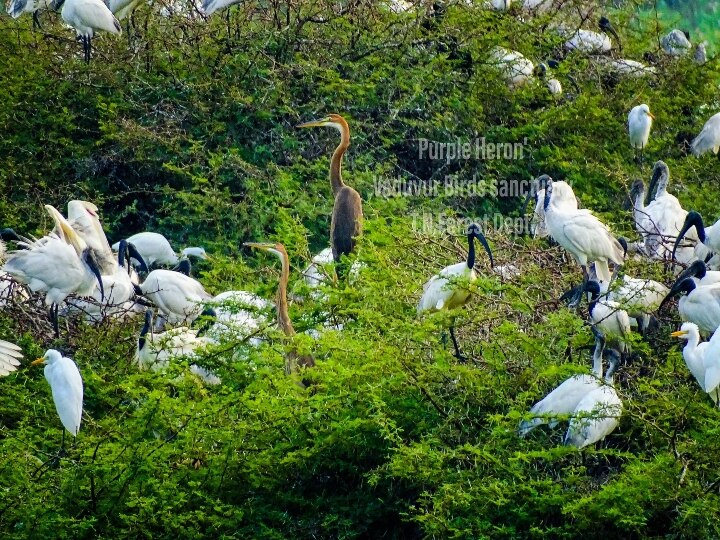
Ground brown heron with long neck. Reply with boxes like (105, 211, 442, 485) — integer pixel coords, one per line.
(298, 113, 363, 279)
(244, 242, 315, 380)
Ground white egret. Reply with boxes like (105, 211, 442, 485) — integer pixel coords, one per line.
(133, 269, 212, 326)
(628, 104, 654, 163)
(2, 205, 104, 335)
(690, 112, 720, 157)
(671, 322, 720, 406)
(31, 349, 83, 448)
(543, 176, 625, 304)
(0, 340, 23, 376)
(564, 350, 622, 448)
(597, 58, 656, 78)
(55, 0, 121, 63)
(661, 29, 691, 56)
(112, 232, 208, 269)
(417, 223, 493, 360)
(519, 330, 606, 437)
(563, 29, 612, 54)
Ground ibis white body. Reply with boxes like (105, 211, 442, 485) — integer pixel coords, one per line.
(136, 269, 212, 325)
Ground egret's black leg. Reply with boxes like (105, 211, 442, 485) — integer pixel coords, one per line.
(568, 266, 589, 308)
(449, 325, 466, 362)
(50, 304, 60, 338)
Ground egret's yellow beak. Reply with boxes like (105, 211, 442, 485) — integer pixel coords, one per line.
(670, 330, 688, 337)
(243, 242, 275, 251)
(647, 111, 656, 120)
(31, 357, 45, 366)
(297, 117, 330, 128)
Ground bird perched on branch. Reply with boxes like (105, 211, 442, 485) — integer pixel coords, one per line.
(417, 223, 493, 361)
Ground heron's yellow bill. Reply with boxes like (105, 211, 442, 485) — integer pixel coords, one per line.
(670, 330, 688, 337)
(30, 357, 45, 366)
(297, 117, 330, 128)
(647, 112, 656, 120)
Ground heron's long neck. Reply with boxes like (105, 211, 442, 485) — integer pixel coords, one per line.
(330, 125, 350, 197)
(276, 252, 295, 337)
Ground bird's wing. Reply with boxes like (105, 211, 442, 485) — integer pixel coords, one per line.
(0, 340, 22, 376)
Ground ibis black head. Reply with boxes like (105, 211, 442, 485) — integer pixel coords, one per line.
(675, 260, 708, 283)
(466, 223, 494, 268)
(84, 249, 105, 302)
(647, 161, 670, 205)
(660, 277, 696, 310)
(522, 174, 551, 216)
(173, 258, 192, 276)
(0, 228, 23, 243)
(584, 279, 602, 298)
(629, 179, 644, 204)
(672, 211, 705, 261)
(541, 176, 555, 211)
(617, 237, 628, 258)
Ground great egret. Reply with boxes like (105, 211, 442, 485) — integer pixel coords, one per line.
(671, 322, 720, 406)
(628, 104, 654, 164)
(673, 211, 720, 264)
(112, 232, 208, 269)
(690, 112, 720, 157)
(519, 330, 606, 437)
(54, 0, 121, 63)
(523, 175, 577, 239)
(597, 58, 656, 78)
(298, 114, 363, 278)
(661, 278, 720, 335)
(585, 280, 632, 354)
(244, 242, 315, 380)
(0, 340, 23, 376)
(417, 223, 493, 361)
(543, 176, 625, 304)
(2, 205, 104, 335)
(489, 47, 535, 89)
(31, 349, 83, 449)
(661, 29, 692, 56)
(564, 349, 622, 448)
(133, 269, 212, 326)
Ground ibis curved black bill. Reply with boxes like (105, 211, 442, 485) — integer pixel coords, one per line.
(672, 211, 704, 261)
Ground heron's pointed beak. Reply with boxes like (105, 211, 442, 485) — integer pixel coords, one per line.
(31, 357, 45, 366)
(670, 330, 688, 338)
(243, 242, 275, 251)
(297, 118, 329, 128)
(647, 112, 656, 120)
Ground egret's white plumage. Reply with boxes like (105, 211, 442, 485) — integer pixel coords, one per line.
(206, 290, 269, 345)
(606, 275, 668, 330)
(598, 58, 656, 78)
(0, 340, 23, 377)
(32, 349, 83, 436)
(671, 323, 720, 406)
(691, 113, 720, 157)
(2, 205, 104, 308)
(628, 104, 654, 151)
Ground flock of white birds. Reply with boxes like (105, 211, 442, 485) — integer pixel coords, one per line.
(3, 1, 720, 452)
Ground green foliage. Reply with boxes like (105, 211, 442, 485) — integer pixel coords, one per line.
(1, 0, 720, 538)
